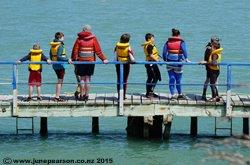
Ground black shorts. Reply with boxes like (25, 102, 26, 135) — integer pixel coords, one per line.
(54, 69, 65, 79)
(76, 64, 95, 76)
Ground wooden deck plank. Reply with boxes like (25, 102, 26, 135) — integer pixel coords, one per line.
(186, 94, 196, 105)
(131, 93, 141, 105)
(239, 95, 250, 106)
(158, 93, 169, 105)
(231, 94, 244, 106)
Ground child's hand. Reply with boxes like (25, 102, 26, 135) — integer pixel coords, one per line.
(199, 60, 207, 65)
(47, 59, 51, 64)
(68, 59, 73, 64)
(16, 60, 21, 64)
(103, 59, 108, 64)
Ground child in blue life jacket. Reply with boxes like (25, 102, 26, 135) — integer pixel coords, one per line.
(18, 43, 51, 101)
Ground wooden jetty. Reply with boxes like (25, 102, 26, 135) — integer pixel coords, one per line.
(0, 93, 249, 138)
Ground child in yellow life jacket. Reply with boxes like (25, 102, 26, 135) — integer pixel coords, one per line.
(142, 33, 161, 98)
(50, 32, 72, 102)
(18, 43, 51, 101)
(114, 33, 135, 99)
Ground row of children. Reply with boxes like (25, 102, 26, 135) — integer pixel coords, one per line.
(18, 25, 223, 102)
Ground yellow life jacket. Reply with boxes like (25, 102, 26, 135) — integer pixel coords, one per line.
(50, 42, 66, 61)
(115, 42, 130, 62)
(29, 49, 42, 71)
(208, 48, 223, 70)
(142, 41, 159, 61)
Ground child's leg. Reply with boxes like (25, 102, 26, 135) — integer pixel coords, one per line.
(80, 76, 86, 96)
(55, 69, 65, 98)
(37, 86, 41, 98)
(175, 72, 182, 95)
(168, 70, 176, 96)
(56, 79, 63, 98)
(28, 85, 33, 98)
(84, 76, 91, 96)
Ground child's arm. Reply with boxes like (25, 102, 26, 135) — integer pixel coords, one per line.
(41, 54, 51, 63)
(18, 53, 30, 62)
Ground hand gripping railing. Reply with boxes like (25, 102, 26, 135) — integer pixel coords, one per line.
(1, 60, 250, 116)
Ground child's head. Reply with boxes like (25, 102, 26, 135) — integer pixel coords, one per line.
(55, 32, 64, 41)
(120, 33, 130, 43)
(172, 28, 180, 36)
(33, 43, 40, 50)
(211, 36, 220, 49)
(145, 33, 154, 41)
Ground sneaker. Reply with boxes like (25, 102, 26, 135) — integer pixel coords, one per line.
(74, 91, 80, 100)
(37, 97, 42, 101)
(53, 97, 65, 102)
(152, 93, 159, 98)
(208, 97, 220, 102)
(177, 94, 187, 99)
(24, 97, 32, 102)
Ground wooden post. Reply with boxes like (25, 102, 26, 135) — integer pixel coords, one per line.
(150, 116, 163, 138)
(163, 122, 172, 140)
(190, 117, 198, 137)
(163, 115, 173, 140)
(143, 123, 150, 138)
(243, 117, 249, 135)
(92, 117, 99, 134)
(40, 117, 48, 136)
(126, 116, 144, 138)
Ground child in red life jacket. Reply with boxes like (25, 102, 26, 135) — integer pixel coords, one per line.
(18, 43, 51, 101)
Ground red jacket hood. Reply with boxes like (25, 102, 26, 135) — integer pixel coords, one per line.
(77, 31, 95, 40)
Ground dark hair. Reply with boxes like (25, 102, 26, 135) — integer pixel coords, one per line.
(145, 33, 154, 41)
(120, 33, 130, 43)
(55, 32, 64, 40)
(172, 28, 180, 36)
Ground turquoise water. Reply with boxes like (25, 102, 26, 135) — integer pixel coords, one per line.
(0, 0, 250, 164)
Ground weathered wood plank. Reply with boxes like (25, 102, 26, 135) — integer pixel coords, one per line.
(186, 94, 196, 105)
(159, 93, 169, 105)
(231, 94, 244, 106)
(239, 95, 250, 106)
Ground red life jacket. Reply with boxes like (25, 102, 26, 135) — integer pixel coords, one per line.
(167, 36, 183, 54)
(77, 35, 95, 61)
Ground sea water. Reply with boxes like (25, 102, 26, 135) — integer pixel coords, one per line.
(0, 0, 249, 164)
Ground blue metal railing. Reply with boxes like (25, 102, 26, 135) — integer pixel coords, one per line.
(1, 61, 250, 116)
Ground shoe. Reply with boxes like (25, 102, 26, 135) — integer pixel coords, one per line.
(177, 94, 187, 99)
(24, 97, 32, 102)
(37, 97, 42, 101)
(74, 91, 80, 100)
(145, 93, 151, 98)
(215, 96, 220, 102)
(53, 97, 65, 102)
(201, 95, 207, 101)
(85, 95, 89, 101)
(152, 93, 159, 98)
(78, 95, 87, 101)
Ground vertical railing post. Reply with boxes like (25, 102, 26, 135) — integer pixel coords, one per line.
(12, 63, 18, 116)
(119, 63, 124, 116)
(226, 64, 232, 116)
